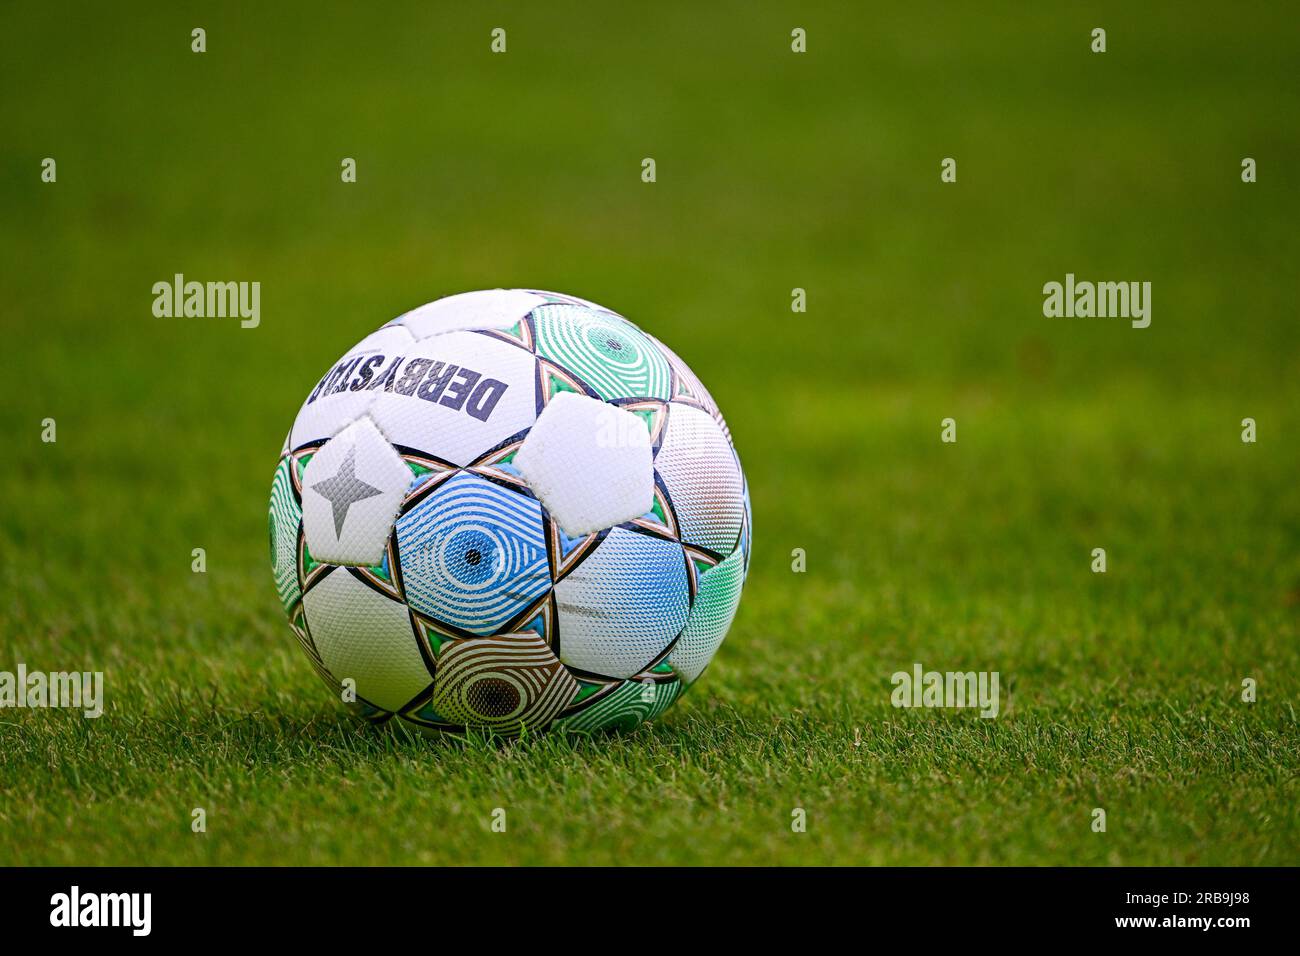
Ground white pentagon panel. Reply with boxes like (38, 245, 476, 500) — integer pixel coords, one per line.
(288, 324, 417, 448)
(395, 289, 547, 339)
(654, 403, 744, 555)
(668, 549, 745, 683)
(513, 392, 654, 536)
(554, 527, 690, 678)
(365, 329, 537, 466)
(301, 416, 412, 565)
(302, 569, 431, 712)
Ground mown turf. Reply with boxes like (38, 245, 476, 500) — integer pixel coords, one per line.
(1, 1, 1298, 865)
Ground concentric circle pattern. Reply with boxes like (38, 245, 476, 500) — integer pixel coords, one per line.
(429, 633, 579, 733)
(395, 472, 551, 635)
(530, 304, 673, 401)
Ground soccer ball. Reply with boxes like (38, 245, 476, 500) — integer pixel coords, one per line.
(268, 290, 750, 735)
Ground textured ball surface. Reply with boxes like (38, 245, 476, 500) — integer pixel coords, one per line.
(269, 290, 750, 735)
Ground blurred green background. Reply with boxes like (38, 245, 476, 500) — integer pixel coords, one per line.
(1, 1, 1297, 865)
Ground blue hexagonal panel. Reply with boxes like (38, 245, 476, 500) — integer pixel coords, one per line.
(395, 472, 551, 635)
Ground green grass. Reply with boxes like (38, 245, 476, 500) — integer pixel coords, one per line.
(1, 0, 1298, 865)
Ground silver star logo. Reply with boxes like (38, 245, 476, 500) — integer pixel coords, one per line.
(311, 447, 383, 537)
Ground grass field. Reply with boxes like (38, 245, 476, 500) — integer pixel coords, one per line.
(2, 2, 1298, 865)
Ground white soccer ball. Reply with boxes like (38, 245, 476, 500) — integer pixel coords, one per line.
(268, 290, 750, 734)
